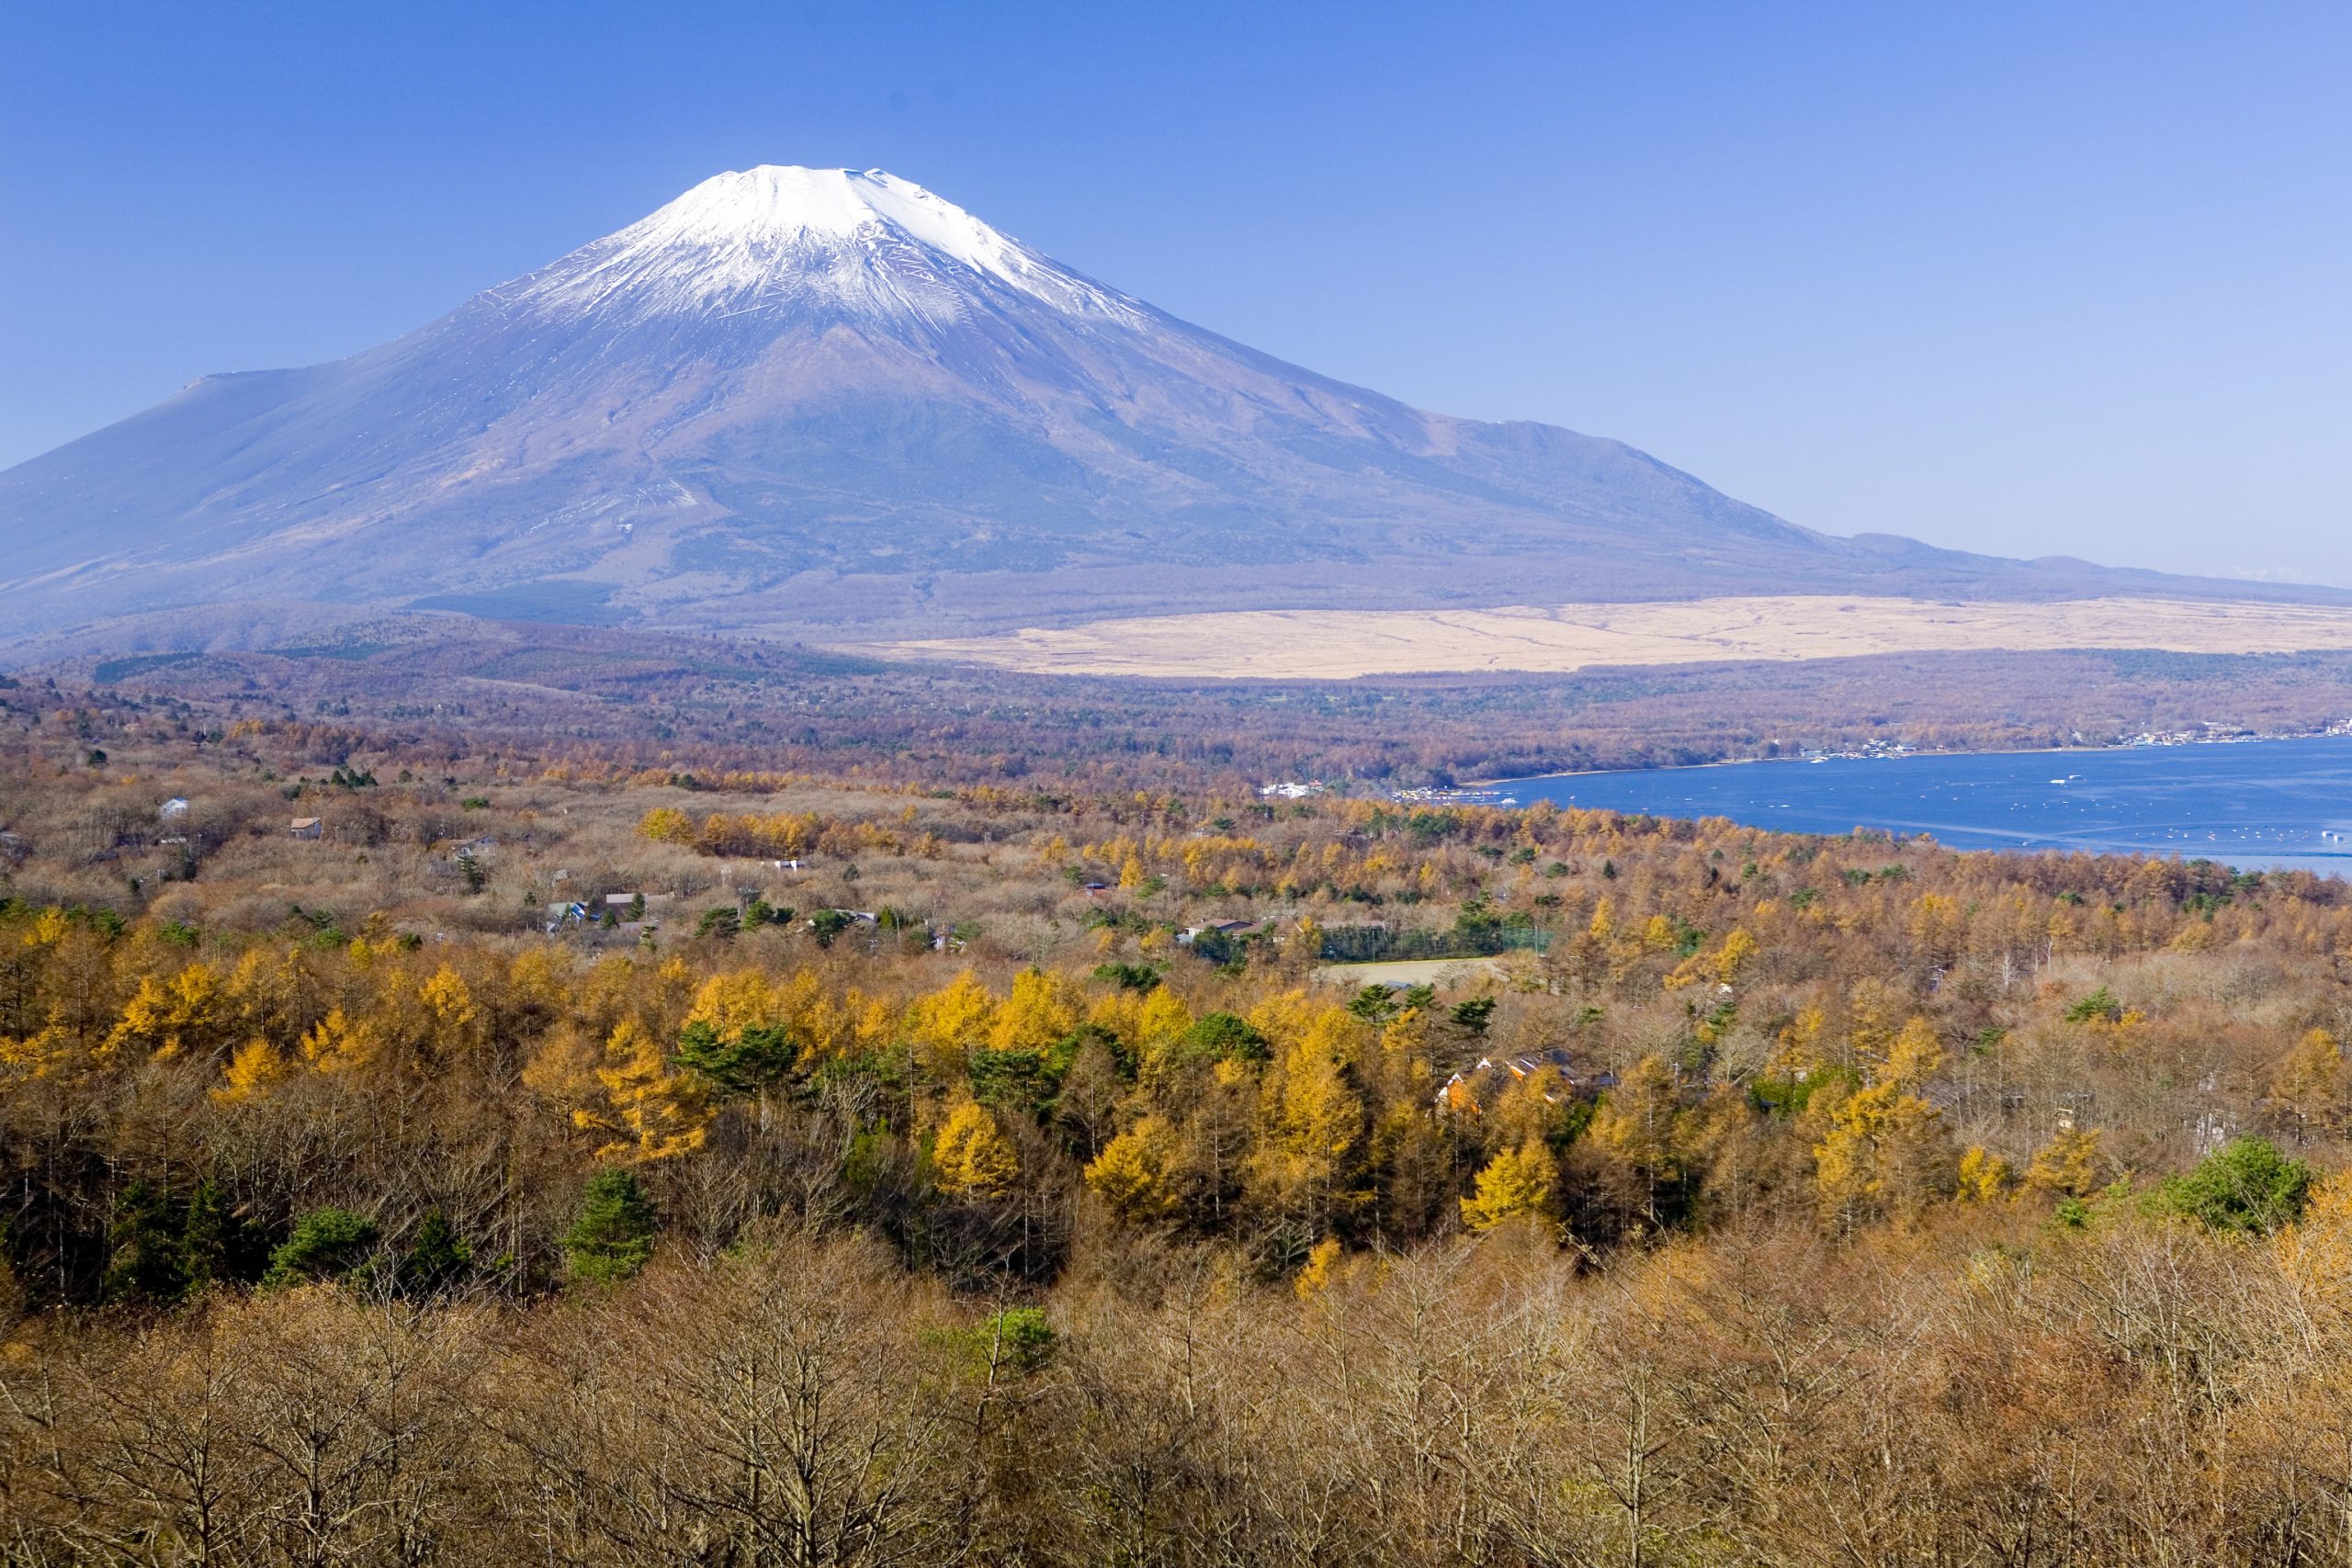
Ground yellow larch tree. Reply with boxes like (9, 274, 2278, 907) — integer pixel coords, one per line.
(1957, 1145, 2014, 1203)
(1361, 1007, 1434, 1112)
(1295, 1235, 1343, 1300)
(418, 964, 483, 1055)
(506, 946, 573, 1017)
(1297, 1005, 1371, 1072)
(637, 806, 691, 842)
(1811, 1015, 1953, 1227)
(1842, 978, 1903, 1070)
(299, 1007, 379, 1075)
(222, 944, 316, 1045)
(933, 1100, 1020, 1197)
(906, 970, 997, 1079)
(845, 990, 899, 1058)
(345, 930, 404, 972)
(1589, 1055, 1679, 1178)
(1134, 986, 1194, 1061)
(1375, 1006, 1428, 1063)
(1713, 927, 1759, 986)
(1084, 1114, 1187, 1224)
(1487, 1069, 1570, 1151)
(1770, 1007, 1830, 1077)
(1243, 989, 1320, 1055)
(683, 969, 782, 1042)
(581, 1017, 708, 1162)
(1461, 1140, 1561, 1238)
(990, 967, 1080, 1055)
(2023, 1126, 2105, 1200)
(211, 1039, 289, 1106)
(2273, 1028, 2346, 1134)
(771, 969, 866, 1062)
(2278, 1171, 2352, 1322)
(103, 964, 224, 1061)
(1883, 1013, 1944, 1085)
(1087, 987, 1144, 1048)
(1907, 894, 1965, 971)
(0, 1024, 74, 1083)
(1247, 1028, 1364, 1228)
(522, 1021, 604, 1109)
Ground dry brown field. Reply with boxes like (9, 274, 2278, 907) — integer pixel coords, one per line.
(878, 593, 2352, 680)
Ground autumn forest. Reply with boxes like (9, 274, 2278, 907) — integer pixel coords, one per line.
(7, 669, 2352, 1566)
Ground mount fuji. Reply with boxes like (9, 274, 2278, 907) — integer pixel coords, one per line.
(0, 166, 2306, 643)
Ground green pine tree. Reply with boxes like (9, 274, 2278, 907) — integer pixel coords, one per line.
(103, 1180, 186, 1303)
(673, 1021, 797, 1098)
(263, 1207, 380, 1289)
(401, 1208, 473, 1296)
(563, 1168, 657, 1285)
(178, 1177, 257, 1293)
(2152, 1137, 2313, 1235)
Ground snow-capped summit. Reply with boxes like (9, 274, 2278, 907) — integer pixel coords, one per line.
(503, 164, 1144, 327)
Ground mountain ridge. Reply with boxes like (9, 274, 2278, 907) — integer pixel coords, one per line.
(4, 164, 2340, 646)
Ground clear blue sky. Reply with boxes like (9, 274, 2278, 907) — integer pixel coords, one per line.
(6, 1, 2347, 584)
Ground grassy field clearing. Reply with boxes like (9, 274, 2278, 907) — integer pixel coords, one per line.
(883, 594, 2352, 680)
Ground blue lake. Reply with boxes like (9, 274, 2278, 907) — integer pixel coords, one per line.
(1497, 736, 2352, 874)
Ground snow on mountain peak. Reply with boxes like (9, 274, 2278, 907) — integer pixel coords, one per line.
(660, 167, 999, 259)
(505, 164, 1143, 328)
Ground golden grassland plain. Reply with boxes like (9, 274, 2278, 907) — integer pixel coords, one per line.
(877, 593, 2352, 680)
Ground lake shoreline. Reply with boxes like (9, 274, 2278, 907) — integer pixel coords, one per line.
(1477, 730, 2352, 876)
(1476, 722, 2352, 790)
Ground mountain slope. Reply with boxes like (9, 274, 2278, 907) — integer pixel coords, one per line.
(0, 166, 2319, 642)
